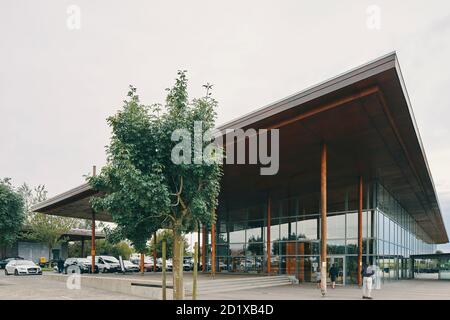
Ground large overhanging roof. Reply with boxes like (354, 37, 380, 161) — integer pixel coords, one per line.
(32, 52, 448, 244)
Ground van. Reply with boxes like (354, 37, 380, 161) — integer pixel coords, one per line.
(86, 255, 120, 273)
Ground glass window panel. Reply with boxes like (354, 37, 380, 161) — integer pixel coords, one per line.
(327, 214, 346, 239)
(297, 218, 318, 239)
(216, 244, 229, 256)
(218, 232, 228, 243)
(270, 256, 280, 274)
(346, 239, 358, 254)
(376, 240, 382, 255)
(368, 239, 375, 254)
(376, 212, 382, 240)
(243, 256, 263, 273)
(364, 211, 372, 238)
(279, 221, 290, 241)
(246, 222, 263, 243)
(384, 216, 390, 242)
(229, 243, 245, 256)
(271, 240, 285, 256)
(270, 219, 280, 241)
(290, 221, 297, 239)
(347, 212, 358, 239)
(327, 240, 345, 254)
(246, 242, 264, 256)
(229, 257, 246, 272)
(229, 223, 246, 243)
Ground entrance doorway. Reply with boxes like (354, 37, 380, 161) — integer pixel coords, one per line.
(327, 256, 345, 285)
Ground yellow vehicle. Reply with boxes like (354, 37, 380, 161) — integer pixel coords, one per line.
(39, 257, 47, 267)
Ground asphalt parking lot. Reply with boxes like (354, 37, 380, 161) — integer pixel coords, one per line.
(0, 271, 143, 300)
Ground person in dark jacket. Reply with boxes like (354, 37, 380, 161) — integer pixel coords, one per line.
(329, 264, 339, 289)
(57, 258, 64, 273)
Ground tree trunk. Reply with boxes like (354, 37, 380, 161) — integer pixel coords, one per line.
(48, 246, 52, 267)
(140, 252, 145, 274)
(172, 228, 184, 300)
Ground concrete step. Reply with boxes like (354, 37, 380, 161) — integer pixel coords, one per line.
(185, 275, 292, 295)
(191, 275, 290, 287)
(187, 280, 291, 295)
(196, 278, 291, 290)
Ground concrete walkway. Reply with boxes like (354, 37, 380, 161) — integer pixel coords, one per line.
(0, 272, 144, 300)
(198, 279, 450, 300)
(1, 271, 449, 300)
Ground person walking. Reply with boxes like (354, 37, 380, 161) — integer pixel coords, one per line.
(57, 257, 64, 274)
(315, 269, 321, 289)
(329, 264, 339, 289)
(362, 263, 375, 299)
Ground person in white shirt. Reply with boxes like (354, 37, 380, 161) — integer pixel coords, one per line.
(362, 263, 375, 299)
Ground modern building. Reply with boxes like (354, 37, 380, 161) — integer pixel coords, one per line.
(33, 52, 448, 285)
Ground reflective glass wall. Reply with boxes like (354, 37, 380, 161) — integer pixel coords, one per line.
(209, 181, 437, 284)
(374, 183, 436, 281)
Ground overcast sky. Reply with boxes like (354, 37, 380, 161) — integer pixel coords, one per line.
(1, 1, 449, 251)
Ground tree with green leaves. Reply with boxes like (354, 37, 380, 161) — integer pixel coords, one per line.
(22, 185, 77, 262)
(25, 213, 76, 262)
(17, 183, 47, 221)
(68, 240, 133, 259)
(89, 71, 222, 299)
(148, 229, 190, 259)
(0, 178, 25, 258)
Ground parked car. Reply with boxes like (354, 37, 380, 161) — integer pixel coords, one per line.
(144, 259, 162, 272)
(64, 258, 99, 274)
(0, 257, 24, 269)
(5, 259, 42, 276)
(123, 260, 140, 272)
(166, 259, 173, 271)
(183, 257, 194, 271)
(181, 258, 193, 271)
(86, 255, 121, 273)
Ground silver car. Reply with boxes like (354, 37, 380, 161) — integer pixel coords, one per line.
(5, 260, 42, 276)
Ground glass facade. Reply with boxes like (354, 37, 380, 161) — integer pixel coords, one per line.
(209, 181, 437, 285)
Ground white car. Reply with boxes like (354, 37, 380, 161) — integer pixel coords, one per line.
(123, 260, 140, 272)
(166, 259, 173, 271)
(5, 260, 42, 276)
(86, 255, 121, 273)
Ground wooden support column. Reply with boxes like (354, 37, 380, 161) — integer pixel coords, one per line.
(202, 225, 206, 272)
(299, 243, 305, 282)
(91, 210, 96, 273)
(320, 143, 327, 295)
(140, 252, 144, 273)
(153, 232, 157, 272)
(91, 166, 96, 273)
(267, 196, 271, 274)
(211, 223, 216, 277)
(358, 176, 363, 286)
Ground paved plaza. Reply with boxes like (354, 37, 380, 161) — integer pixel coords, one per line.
(198, 279, 450, 300)
(0, 272, 144, 300)
(0, 271, 449, 300)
